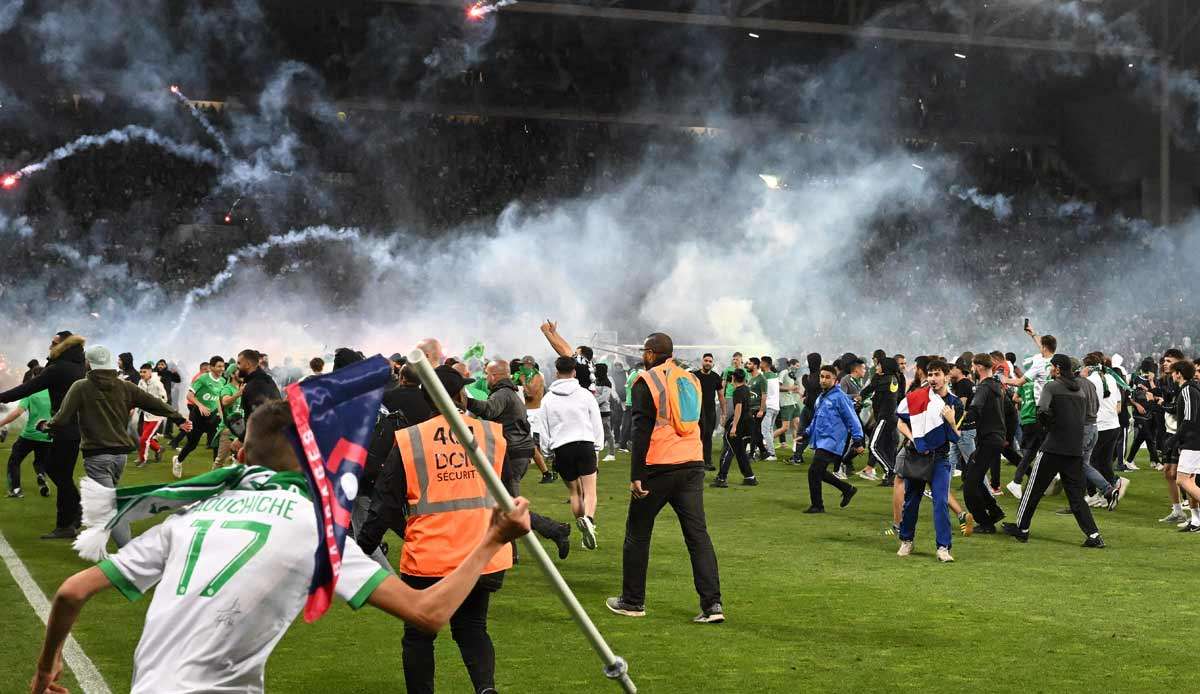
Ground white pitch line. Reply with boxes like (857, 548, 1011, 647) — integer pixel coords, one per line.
(0, 531, 113, 694)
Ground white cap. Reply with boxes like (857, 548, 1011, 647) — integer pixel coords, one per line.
(85, 345, 116, 370)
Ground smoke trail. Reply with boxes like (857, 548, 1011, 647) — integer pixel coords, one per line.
(15, 125, 222, 179)
(0, 212, 32, 238)
(169, 86, 232, 158)
(467, 0, 517, 19)
(166, 225, 368, 341)
(950, 186, 1013, 221)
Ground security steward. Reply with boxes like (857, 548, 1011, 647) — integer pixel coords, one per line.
(378, 364, 513, 694)
(606, 332, 724, 624)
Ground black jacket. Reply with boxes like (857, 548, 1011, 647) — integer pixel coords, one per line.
(382, 384, 433, 425)
(1174, 380, 1200, 452)
(156, 367, 181, 401)
(240, 367, 281, 421)
(118, 352, 138, 383)
(0, 335, 87, 441)
(970, 377, 1011, 446)
(1038, 375, 1087, 457)
(861, 373, 900, 422)
(466, 378, 534, 458)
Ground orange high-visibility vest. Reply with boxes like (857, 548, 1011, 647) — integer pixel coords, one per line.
(637, 359, 704, 465)
(394, 413, 512, 577)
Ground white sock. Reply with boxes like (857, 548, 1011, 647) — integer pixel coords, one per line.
(1191, 508, 1200, 524)
(1174, 503, 1184, 512)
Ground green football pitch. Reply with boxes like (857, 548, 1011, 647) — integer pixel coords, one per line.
(0, 437, 1189, 693)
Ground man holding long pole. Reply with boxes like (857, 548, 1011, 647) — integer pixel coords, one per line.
(606, 332, 724, 624)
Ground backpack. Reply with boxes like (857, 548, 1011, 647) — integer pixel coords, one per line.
(658, 363, 701, 437)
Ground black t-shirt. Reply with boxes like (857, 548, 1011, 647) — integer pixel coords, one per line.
(952, 378, 975, 429)
(692, 369, 723, 415)
(726, 385, 752, 435)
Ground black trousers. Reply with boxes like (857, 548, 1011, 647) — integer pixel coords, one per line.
(1015, 451, 1099, 537)
(502, 456, 563, 541)
(867, 418, 897, 474)
(177, 411, 218, 462)
(1014, 423, 1046, 484)
(1127, 420, 1159, 463)
(401, 573, 500, 694)
(749, 414, 767, 458)
(717, 431, 754, 480)
(1090, 428, 1121, 486)
(699, 409, 716, 468)
(47, 438, 81, 529)
(169, 404, 197, 447)
(7, 436, 49, 491)
(808, 449, 852, 509)
(964, 440, 1005, 526)
(621, 467, 721, 609)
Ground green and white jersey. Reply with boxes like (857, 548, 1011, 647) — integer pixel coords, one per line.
(189, 372, 226, 411)
(98, 474, 388, 694)
(1019, 354, 1052, 425)
(215, 382, 243, 434)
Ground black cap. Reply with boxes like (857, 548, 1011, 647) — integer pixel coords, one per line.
(433, 364, 470, 397)
(1050, 354, 1072, 374)
(389, 353, 406, 363)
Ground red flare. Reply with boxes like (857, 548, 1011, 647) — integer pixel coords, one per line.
(1, 174, 17, 190)
(467, 2, 486, 19)
(169, 85, 180, 94)
(224, 214, 232, 224)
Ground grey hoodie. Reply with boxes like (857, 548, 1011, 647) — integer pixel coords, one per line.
(466, 378, 534, 458)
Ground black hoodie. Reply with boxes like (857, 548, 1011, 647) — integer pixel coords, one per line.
(860, 358, 901, 422)
(970, 377, 1012, 446)
(0, 335, 87, 441)
(1037, 375, 1087, 456)
(240, 367, 281, 421)
(801, 353, 823, 410)
(118, 352, 138, 383)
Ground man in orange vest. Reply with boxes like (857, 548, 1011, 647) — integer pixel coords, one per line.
(391, 364, 514, 694)
(606, 332, 724, 624)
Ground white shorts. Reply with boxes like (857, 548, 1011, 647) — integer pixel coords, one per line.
(1178, 450, 1200, 475)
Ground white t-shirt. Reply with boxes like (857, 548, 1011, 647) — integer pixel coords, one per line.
(1087, 372, 1122, 431)
(1023, 354, 1052, 402)
(99, 484, 389, 694)
(764, 374, 781, 410)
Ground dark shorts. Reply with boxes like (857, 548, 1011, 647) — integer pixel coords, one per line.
(552, 441, 597, 482)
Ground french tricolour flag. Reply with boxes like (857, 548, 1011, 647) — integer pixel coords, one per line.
(897, 386, 952, 453)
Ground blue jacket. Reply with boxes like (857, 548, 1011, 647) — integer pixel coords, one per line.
(806, 386, 864, 457)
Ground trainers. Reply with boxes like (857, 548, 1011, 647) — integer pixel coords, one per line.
(1125, 461, 1140, 471)
(0, 427, 6, 442)
(153, 448, 162, 464)
(172, 455, 183, 479)
(897, 540, 914, 557)
(135, 458, 148, 469)
(958, 512, 974, 536)
(833, 469, 848, 481)
(1054, 507, 1074, 515)
(693, 603, 725, 624)
(922, 489, 932, 499)
(577, 516, 597, 550)
(1086, 494, 1106, 508)
(1005, 481, 1023, 499)
(879, 475, 895, 488)
(856, 468, 878, 481)
(974, 523, 997, 534)
(990, 487, 1004, 497)
(1160, 509, 1188, 523)
(555, 523, 571, 560)
(952, 468, 962, 478)
(710, 478, 729, 488)
(7, 489, 23, 498)
(36, 474, 49, 497)
(602, 454, 615, 462)
(1152, 462, 1164, 471)
(1081, 534, 1105, 549)
(936, 546, 954, 563)
(1177, 523, 1200, 533)
(40, 526, 78, 540)
(765, 455, 777, 462)
(704, 464, 717, 471)
(1001, 522, 1029, 543)
(840, 486, 857, 508)
(1105, 486, 1121, 511)
(802, 506, 825, 514)
(741, 477, 759, 486)
(540, 471, 558, 484)
(605, 597, 645, 617)
(1115, 477, 1130, 503)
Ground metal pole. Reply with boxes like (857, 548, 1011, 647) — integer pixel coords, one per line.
(407, 349, 637, 694)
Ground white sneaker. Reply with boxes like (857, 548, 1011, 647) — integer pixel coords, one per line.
(952, 468, 962, 478)
(1085, 494, 1105, 508)
(922, 489, 932, 499)
(602, 454, 615, 462)
(897, 540, 913, 557)
(172, 455, 183, 479)
(1116, 477, 1130, 502)
(765, 455, 777, 461)
(833, 470, 848, 481)
(856, 468, 878, 481)
(1180, 519, 1194, 529)
(577, 516, 597, 550)
(936, 547, 954, 563)
(1005, 481, 1023, 499)
(1125, 462, 1140, 471)
(1160, 509, 1188, 523)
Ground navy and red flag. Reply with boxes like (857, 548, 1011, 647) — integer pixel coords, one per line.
(284, 354, 392, 622)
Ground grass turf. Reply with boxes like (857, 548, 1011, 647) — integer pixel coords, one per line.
(0, 433, 1189, 693)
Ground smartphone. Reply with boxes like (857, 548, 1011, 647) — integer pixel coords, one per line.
(1023, 318, 1030, 331)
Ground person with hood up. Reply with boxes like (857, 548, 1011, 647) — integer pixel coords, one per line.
(859, 356, 902, 485)
(792, 352, 824, 464)
(153, 359, 182, 439)
(540, 356, 604, 550)
(38, 345, 191, 548)
(134, 363, 169, 467)
(1003, 354, 1105, 548)
(0, 331, 88, 539)
(117, 352, 139, 384)
(467, 360, 572, 560)
(803, 365, 863, 514)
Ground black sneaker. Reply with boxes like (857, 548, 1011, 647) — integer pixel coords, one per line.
(605, 597, 646, 617)
(1001, 522, 1029, 543)
(879, 475, 895, 488)
(555, 523, 571, 560)
(693, 603, 725, 624)
(803, 506, 825, 514)
(40, 527, 78, 540)
(840, 486, 858, 508)
(741, 477, 759, 486)
(974, 523, 997, 534)
(540, 471, 558, 484)
(704, 464, 717, 471)
(1054, 507, 1074, 515)
(0, 427, 7, 442)
(37, 474, 49, 497)
(710, 478, 729, 488)
(1081, 534, 1106, 548)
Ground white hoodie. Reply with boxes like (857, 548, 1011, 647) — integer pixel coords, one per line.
(541, 377, 604, 454)
(137, 373, 169, 423)
(1087, 371, 1121, 432)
